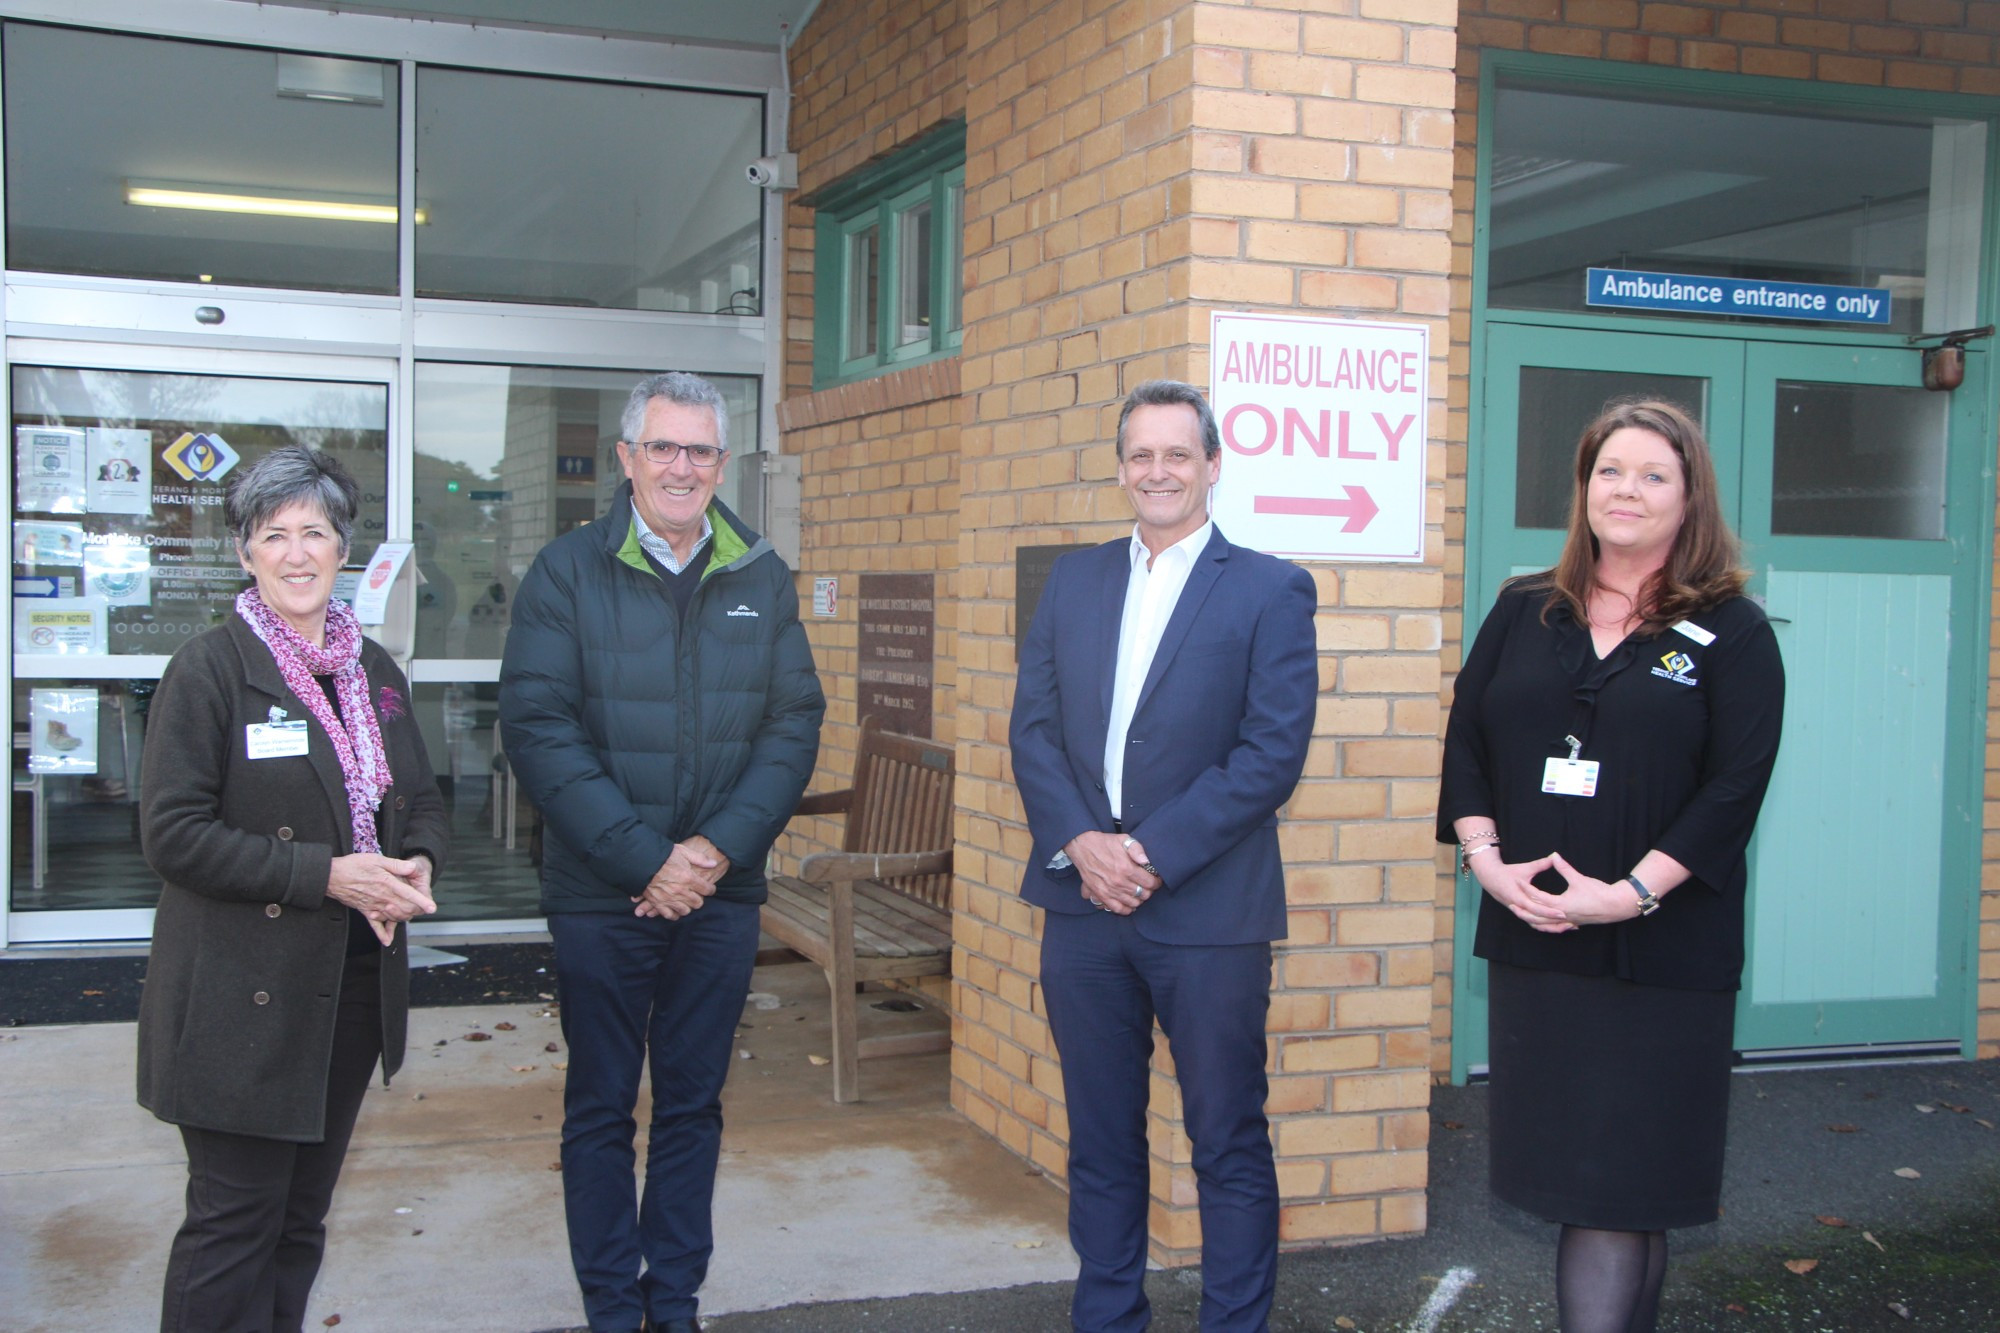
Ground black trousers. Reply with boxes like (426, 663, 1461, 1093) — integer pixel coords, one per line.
(160, 950, 383, 1333)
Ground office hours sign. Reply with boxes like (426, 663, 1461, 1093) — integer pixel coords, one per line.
(1208, 311, 1427, 563)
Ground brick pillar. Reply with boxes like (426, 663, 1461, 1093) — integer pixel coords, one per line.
(952, 0, 1457, 1260)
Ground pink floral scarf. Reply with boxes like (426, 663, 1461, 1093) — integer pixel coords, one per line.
(235, 587, 393, 854)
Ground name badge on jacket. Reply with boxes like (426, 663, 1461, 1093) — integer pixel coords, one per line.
(246, 720, 309, 760)
(1541, 757, 1599, 797)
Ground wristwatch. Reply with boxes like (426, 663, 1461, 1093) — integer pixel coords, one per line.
(1625, 873, 1661, 916)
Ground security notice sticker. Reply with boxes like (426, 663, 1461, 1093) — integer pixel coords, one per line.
(1209, 311, 1428, 563)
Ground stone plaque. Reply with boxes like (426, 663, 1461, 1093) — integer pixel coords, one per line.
(857, 572, 935, 738)
(1014, 543, 1095, 643)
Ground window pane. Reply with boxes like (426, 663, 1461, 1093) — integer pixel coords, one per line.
(412, 364, 758, 659)
(4, 23, 399, 294)
(1516, 368, 1707, 529)
(1490, 79, 1983, 336)
(1771, 381, 1946, 540)
(897, 201, 933, 346)
(410, 682, 540, 921)
(845, 225, 880, 358)
(417, 68, 763, 311)
(11, 365, 389, 656)
(10, 678, 152, 910)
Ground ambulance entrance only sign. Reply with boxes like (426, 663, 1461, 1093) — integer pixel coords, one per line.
(1208, 311, 1428, 563)
(1586, 267, 1892, 325)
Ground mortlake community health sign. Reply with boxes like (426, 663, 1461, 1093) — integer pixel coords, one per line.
(1586, 268, 1891, 325)
(1209, 311, 1427, 563)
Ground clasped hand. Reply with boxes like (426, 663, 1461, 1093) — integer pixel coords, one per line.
(327, 852, 437, 946)
(1472, 850, 1644, 932)
(633, 835, 730, 919)
(1067, 830, 1161, 916)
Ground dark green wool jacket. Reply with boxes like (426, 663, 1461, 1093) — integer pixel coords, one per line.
(137, 616, 448, 1142)
(498, 487, 824, 912)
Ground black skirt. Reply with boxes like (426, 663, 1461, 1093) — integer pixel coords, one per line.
(1487, 961, 1736, 1231)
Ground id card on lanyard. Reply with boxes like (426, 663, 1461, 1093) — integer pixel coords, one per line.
(1542, 733, 1599, 797)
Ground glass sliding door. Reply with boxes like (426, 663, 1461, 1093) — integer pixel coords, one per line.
(7, 350, 395, 941)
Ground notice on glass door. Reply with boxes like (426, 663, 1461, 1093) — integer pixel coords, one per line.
(86, 427, 154, 515)
(16, 426, 87, 514)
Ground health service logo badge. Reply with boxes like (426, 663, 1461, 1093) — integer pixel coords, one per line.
(162, 431, 241, 483)
(1651, 649, 1698, 686)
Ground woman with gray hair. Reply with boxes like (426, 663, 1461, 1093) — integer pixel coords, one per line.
(137, 443, 447, 1332)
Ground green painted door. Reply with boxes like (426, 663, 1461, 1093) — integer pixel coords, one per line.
(1733, 342, 1985, 1051)
(1457, 323, 1984, 1078)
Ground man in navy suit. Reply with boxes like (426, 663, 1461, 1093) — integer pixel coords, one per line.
(1009, 379, 1319, 1332)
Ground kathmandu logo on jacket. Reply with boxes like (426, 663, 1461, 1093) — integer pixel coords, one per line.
(1651, 650, 1697, 686)
(726, 604, 760, 617)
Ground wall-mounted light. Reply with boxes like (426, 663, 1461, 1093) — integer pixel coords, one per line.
(126, 182, 425, 226)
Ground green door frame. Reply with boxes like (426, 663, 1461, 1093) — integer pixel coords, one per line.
(1455, 52, 2000, 1084)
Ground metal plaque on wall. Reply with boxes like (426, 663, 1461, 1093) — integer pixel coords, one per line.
(857, 572, 935, 738)
(1014, 543, 1095, 643)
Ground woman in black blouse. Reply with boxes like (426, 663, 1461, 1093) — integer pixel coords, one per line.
(1440, 399, 1783, 1332)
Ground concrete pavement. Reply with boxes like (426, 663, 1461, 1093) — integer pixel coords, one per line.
(5, 952, 1997, 1332)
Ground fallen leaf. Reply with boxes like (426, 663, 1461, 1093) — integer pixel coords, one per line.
(1893, 1167, 1921, 1179)
(553, 1062, 568, 1071)
(545, 1042, 561, 1053)
(1864, 1231, 1886, 1252)
(1335, 1320, 1356, 1330)
(494, 1021, 516, 1031)
(1013, 1240, 1043, 1249)
(1442, 1120, 1464, 1130)
(463, 1032, 491, 1042)
(434, 1039, 447, 1047)
(537, 992, 554, 1000)
(1938, 1101, 1969, 1113)
(807, 1054, 830, 1066)
(1726, 1303, 1748, 1314)
(1914, 1103, 1936, 1114)
(1976, 1118, 1995, 1130)
(511, 1065, 537, 1073)
(81, 989, 103, 996)
(548, 1161, 562, 1172)
(1815, 1215, 1848, 1228)
(738, 1049, 755, 1060)
(1887, 1302, 1911, 1319)
(410, 1092, 425, 1101)
(411, 1229, 423, 1236)
(1783, 1258, 1818, 1276)
(1826, 1123, 1859, 1133)
(323, 1318, 342, 1328)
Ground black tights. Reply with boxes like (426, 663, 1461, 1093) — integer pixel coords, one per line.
(1556, 1225, 1668, 1333)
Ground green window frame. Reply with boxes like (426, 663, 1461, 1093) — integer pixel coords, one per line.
(808, 121, 964, 388)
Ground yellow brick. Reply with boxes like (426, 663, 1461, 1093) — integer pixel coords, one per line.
(1284, 1033, 1381, 1072)
(1191, 88, 1298, 135)
(1279, 1197, 1377, 1241)
(1275, 1113, 1380, 1156)
(1334, 987, 1435, 1029)
(1333, 1070, 1433, 1113)
(1329, 1151, 1428, 1195)
(1336, 905, 1433, 945)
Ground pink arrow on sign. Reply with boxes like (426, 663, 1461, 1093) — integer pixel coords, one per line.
(1254, 486, 1379, 532)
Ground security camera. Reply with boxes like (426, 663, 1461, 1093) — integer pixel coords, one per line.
(746, 154, 798, 191)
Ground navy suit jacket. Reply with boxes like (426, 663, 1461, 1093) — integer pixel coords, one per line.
(1008, 526, 1319, 946)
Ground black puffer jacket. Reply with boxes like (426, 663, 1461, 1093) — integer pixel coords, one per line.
(498, 487, 824, 912)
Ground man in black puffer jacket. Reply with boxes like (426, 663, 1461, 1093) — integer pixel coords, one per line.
(500, 372, 824, 1333)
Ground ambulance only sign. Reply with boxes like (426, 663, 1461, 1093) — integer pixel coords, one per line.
(1209, 311, 1428, 563)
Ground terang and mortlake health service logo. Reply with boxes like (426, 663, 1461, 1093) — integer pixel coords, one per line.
(162, 431, 241, 483)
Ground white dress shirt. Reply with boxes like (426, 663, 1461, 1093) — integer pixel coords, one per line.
(1103, 520, 1211, 820)
(631, 499, 711, 575)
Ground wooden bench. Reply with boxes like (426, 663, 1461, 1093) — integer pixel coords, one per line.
(762, 718, 954, 1103)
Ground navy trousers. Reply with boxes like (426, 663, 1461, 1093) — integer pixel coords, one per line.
(548, 900, 760, 1333)
(1041, 910, 1278, 1333)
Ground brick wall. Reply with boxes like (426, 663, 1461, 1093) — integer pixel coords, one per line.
(1445, 2, 2000, 1068)
(951, 0, 1457, 1261)
(780, 0, 966, 894)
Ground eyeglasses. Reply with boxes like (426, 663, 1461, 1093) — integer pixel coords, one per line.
(627, 439, 726, 467)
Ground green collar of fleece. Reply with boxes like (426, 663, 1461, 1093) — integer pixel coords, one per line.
(616, 505, 751, 582)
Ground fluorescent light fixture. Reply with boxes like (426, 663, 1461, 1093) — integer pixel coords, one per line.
(126, 183, 424, 226)
(277, 54, 386, 105)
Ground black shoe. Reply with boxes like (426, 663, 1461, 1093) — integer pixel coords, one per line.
(644, 1319, 699, 1333)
